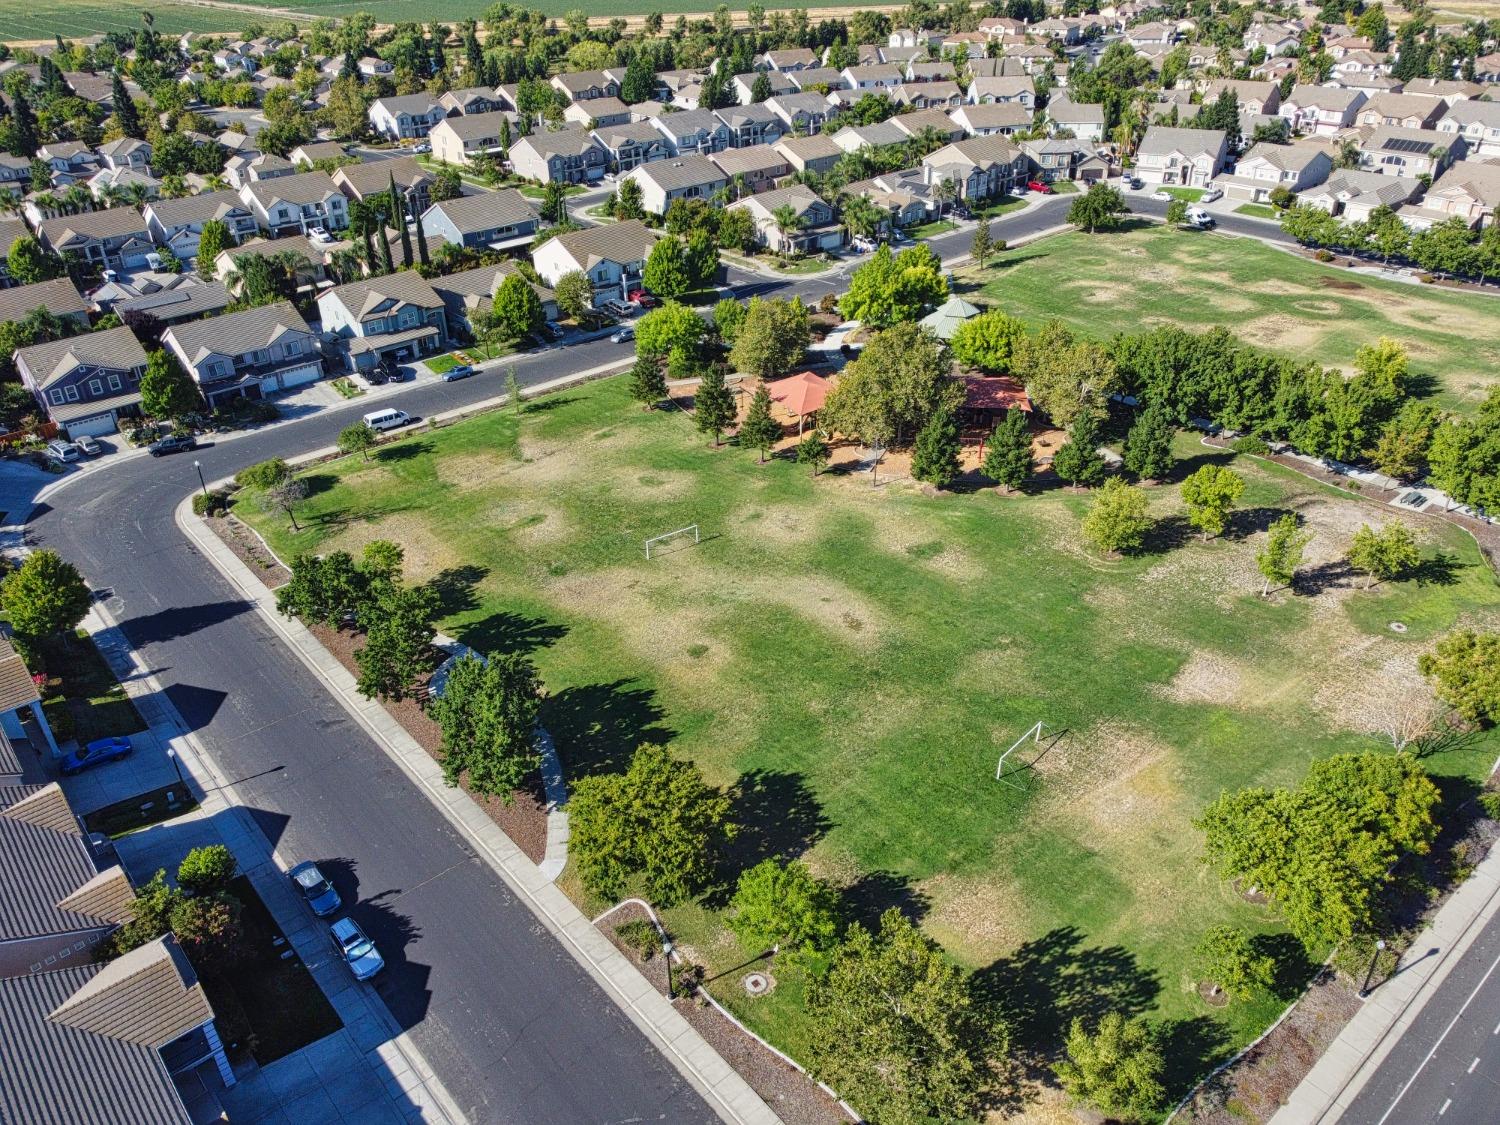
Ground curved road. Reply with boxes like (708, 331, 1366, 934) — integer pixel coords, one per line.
(25, 192, 1282, 1121)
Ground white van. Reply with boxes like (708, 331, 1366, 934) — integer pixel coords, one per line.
(1185, 206, 1215, 229)
(362, 408, 413, 433)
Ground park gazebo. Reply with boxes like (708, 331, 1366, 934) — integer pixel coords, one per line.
(961, 373, 1032, 427)
(917, 295, 983, 340)
(765, 370, 831, 434)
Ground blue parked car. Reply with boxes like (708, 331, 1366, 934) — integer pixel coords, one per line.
(440, 364, 476, 382)
(60, 736, 134, 776)
(329, 917, 385, 980)
(289, 861, 342, 917)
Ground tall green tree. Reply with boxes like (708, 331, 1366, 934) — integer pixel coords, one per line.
(739, 380, 781, 462)
(1051, 412, 1106, 488)
(969, 218, 995, 268)
(950, 309, 1024, 374)
(1347, 522, 1421, 588)
(1055, 1012, 1166, 1123)
(337, 420, 378, 461)
(1256, 513, 1312, 595)
(839, 243, 947, 327)
(642, 236, 691, 299)
(553, 271, 593, 320)
(1180, 464, 1245, 539)
(354, 583, 438, 702)
(1067, 182, 1128, 233)
(628, 354, 667, 410)
(1122, 403, 1174, 481)
(729, 857, 839, 961)
(634, 300, 705, 358)
(807, 909, 1002, 1123)
(1081, 477, 1150, 555)
(492, 272, 544, 339)
(6, 236, 62, 285)
(694, 362, 737, 446)
(727, 295, 809, 381)
(568, 743, 733, 904)
(910, 406, 962, 487)
(139, 349, 202, 419)
(112, 70, 144, 138)
(1195, 925, 1275, 1002)
(1419, 630, 1500, 726)
(820, 322, 960, 448)
(430, 651, 542, 800)
(0, 549, 90, 642)
(797, 430, 829, 476)
(983, 408, 1033, 491)
(194, 220, 230, 277)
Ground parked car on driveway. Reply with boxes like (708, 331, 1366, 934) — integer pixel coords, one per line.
(1125, 176, 1143, 190)
(289, 862, 342, 917)
(73, 435, 102, 456)
(45, 440, 80, 464)
(441, 364, 476, 382)
(60, 736, 134, 776)
(610, 326, 635, 344)
(329, 917, 384, 980)
(148, 434, 197, 457)
(540, 321, 564, 340)
(1026, 180, 1054, 194)
(627, 289, 658, 308)
(1201, 185, 1223, 203)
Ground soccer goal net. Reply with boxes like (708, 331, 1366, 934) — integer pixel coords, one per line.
(644, 524, 700, 559)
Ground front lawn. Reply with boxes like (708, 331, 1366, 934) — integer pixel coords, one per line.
(1158, 186, 1205, 201)
(906, 219, 957, 239)
(425, 353, 461, 374)
(958, 223, 1500, 413)
(971, 194, 1028, 219)
(1048, 180, 1081, 194)
(519, 183, 587, 200)
(83, 783, 198, 838)
(36, 631, 145, 746)
(237, 374, 1500, 1105)
(1235, 203, 1279, 219)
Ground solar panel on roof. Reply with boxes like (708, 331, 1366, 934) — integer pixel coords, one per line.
(1383, 136, 1433, 153)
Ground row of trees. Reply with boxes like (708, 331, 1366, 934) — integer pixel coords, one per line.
(1281, 205, 1500, 283)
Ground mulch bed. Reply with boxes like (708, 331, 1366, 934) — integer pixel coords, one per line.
(601, 906, 849, 1125)
(201, 513, 549, 863)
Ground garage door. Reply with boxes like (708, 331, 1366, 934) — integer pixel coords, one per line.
(270, 362, 323, 392)
(64, 413, 117, 439)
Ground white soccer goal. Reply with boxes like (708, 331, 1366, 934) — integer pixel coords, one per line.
(996, 720, 1050, 788)
(644, 523, 700, 559)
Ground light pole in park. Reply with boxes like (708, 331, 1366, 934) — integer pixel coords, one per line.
(193, 460, 208, 497)
(661, 937, 674, 1000)
(1359, 938, 1387, 998)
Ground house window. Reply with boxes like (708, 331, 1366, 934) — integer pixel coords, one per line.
(64, 385, 79, 401)
(49, 389, 64, 405)
(108, 374, 122, 390)
(89, 379, 102, 396)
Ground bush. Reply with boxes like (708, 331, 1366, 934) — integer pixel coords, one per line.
(177, 845, 238, 896)
(1479, 792, 1500, 820)
(235, 458, 290, 490)
(1231, 435, 1269, 455)
(818, 293, 839, 315)
(192, 490, 230, 517)
(1314, 249, 1334, 262)
(614, 918, 662, 961)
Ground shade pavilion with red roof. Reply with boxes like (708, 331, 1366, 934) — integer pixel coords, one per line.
(765, 370, 831, 434)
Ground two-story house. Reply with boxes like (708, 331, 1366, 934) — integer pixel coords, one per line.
(1398, 160, 1500, 230)
(564, 96, 632, 130)
(37, 207, 153, 273)
(238, 171, 349, 236)
(710, 144, 791, 195)
(1437, 100, 1500, 158)
(1044, 97, 1107, 142)
(1135, 126, 1228, 186)
(420, 189, 539, 252)
(1278, 84, 1366, 134)
(1298, 168, 1422, 221)
(591, 121, 674, 173)
(332, 158, 434, 222)
(368, 94, 446, 141)
(507, 127, 608, 185)
(922, 134, 1029, 199)
(762, 48, 819, 71)
(97, 138, 152, 174)
(729, 184, 843, 254)
(0, 277, 92, 332)
(624, 155, 729, 217)
(551, 70, 621, 103)
(650, 109, 734, 156)
(317, 270, 450, 374)
(430, 260, 559, 340)
(1200, 79, 1282, 117)
(531, 219, 659, 306)
(830, 121, 908, 154)
(1020, 138, 1111, 184)
(774, 133, 844, 176)
(214, 235, 337, 292)
(15, 325, 148, 437)
(143, 190, 258, 262)
(161, 300, 323, 406)
(1359, 126, 1464, 178)
(440, 86, 505, 116)
(714, 104, 787, 148)
(36, 142, 98, 185)
(890, 108, 967, 144)
(764, 93, 839, 136)
(1217, 140, 1332, 203)
(732, 70, 798, 104)
(428, 112, 512, 168)
(840, 64, 903, 91)
(949, 102, 1032, 137)
(1355, 93, 1445, 131)
(967, 75, 1036, 108)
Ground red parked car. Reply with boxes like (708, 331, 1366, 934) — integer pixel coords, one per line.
(627, 289, 658, 308)
(1026, 180, 1054, 194)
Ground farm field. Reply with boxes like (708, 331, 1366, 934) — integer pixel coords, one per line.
(237, 373, 1500, 1099)
(959, 224, 1500, 415)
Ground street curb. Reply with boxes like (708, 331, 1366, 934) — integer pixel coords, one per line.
(1270, 843, 1500, 1123)
(174, 495, 784, 1125)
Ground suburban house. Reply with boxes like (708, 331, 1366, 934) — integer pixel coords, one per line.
(1279, 85, 1366, 134)
(37, 207, 153, 273)
(1200, 79, 1282, 116)
(1134, 126, 1228, 186)
(0, 781, 235, 1124)
(507, 128, 608, 184)
(14, 325, 147, 438)
(714, 104, 787, 148)
(288, 141, 348, 168)
(368, 94, 446, 141)
(890, 108, 966, 143)
(531, 220, 660, 306)
(1398, 160, 1500, 229)
(710, 144, 791, 195)
(830, 121, 908, 153)
(764, 92, 839, 135)
(317, 270, 450, 374)
(966, 75, 1036, 107)
(1298, 169, 1422, 221)
(789, 67, 846, 92)
(238, 171, 349, 236)
(551, 70, 621, 102)
(1020, 138, 1110, 183)
(845, 171, 932, 233)
(650, 109, 734, 156)
(37, 142, 99, 184)
(891, 82, 964, 110)
(1216, 140, 1332, 202)
(0, 277, 92, 332)
(1359, 127, 1464, 178)
(907, 59, 959, 82)
(564, 96, 631, 129)
(440, 86, 505, 116)
(949, 102, 1032, 137)
(114, 278, 232, 327)
(143, 191, 258, 261)
(1044, 97, 1107, 142)
(161, 300, 324, 406)
(333, 157, 434, 216)
(97, 137, 151, 173)
(592, 121, 674, 172)
(1437, 100, 1500, 157)
(732, 71, 797, 104)
(1354, 93, 1445, 131)
(624, 155, 729, 217)
(840, 64, 904, 90)
(214, 235, 337, 292)
(762, 47, 819, 71)
(356, 55, 394, 78)
(223, 153, 295, 190)
(774, 133, 844, 175)
(428, 112, 513, 168)
(729, 184, 843, 254)
(420, 189, 539, 252)
(922, 134, 1029, 199)
(431, 261, 559, 339)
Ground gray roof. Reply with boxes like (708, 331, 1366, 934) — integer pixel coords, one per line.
(538, 218, 659, 270)
(0, 966, 190, 1125)
(1047, 97, 1106, 125)
(554, 70, 615, 94)
(714, 103, 779, 127)
(333, 156, 432, 199)
(1441, 100, 1500, 129)
(0, 217, 29, 255)
(1241, 140, 1329, 172)
(0, 636, 41, 715)
(0, 277, 88, 325)
(652, 108, 725, 139)
(164, 299, 311, 364)
(1137, 125, 1227, 158)
(115, 278, 231, 323)
(834, 121, 909, 148)
(951, 102, 1031, 128)
(593, 120, 669, 149)
(373, 93, 443, 116)
(775, 133, 844, 161)
(242, 169, 341, 207)
(0, 783, 107, 942)
(424, 188, 536, 235)
(1363, 125, 1446, 154)
(320, 268, 443, 319)
(39, 206, 148, 246)
(432, 110, 514, 143)
(765, 92, 834, 116)
(709, 144, 788, 178)
(630, 154, 728, 192)
(512, 126, 603, 158)
(15, 326, 148, 387)
(1285, 83, 1363, 110)
(144, 189, 250, 229)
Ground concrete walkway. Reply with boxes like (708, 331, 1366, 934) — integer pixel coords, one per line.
(1271, 840, 1500, 1123)
(175, 495, 782, 1125)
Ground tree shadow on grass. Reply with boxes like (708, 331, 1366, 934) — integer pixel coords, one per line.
(301, 473, 339, 498)
(1158, 1014, 1234, 1098)
(1221, 506, 1286, 541)
(1164, 447, 1236, 483)
(375, 440, 434, 464)
(1414, 550, 1463, 587)
(542, 678, 675, 777)
(1250, 932, 1320, 1001)
(456, 610, 568, 657)
(838, 870, 931, 932)
(973, 925, 1162, 1054)
(723, 768, 830, 872)
(1139, 513, 1195, 555)
(518, 395, 577, 415)
(1293, 557, 1358, 596)
(423, 564, 489, 618)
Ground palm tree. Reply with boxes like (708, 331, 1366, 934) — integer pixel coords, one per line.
(204, 174, 229, 192)
(32, 192, 60, 217)
(770, 203, 805, 255)
(63, 185, 92, 215)
(731, 172, 748, 201)
(125, 181, 149, 207)
(934, 177, 957, 219)
(839, 193, 882, 243)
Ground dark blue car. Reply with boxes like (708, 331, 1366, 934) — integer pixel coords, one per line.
(60, 736, 134, 776)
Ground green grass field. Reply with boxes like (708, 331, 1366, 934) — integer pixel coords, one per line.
(959, 224, 1500, 414)
(238, 372, 1500, 1096)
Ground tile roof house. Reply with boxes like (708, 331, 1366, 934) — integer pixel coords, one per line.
(890, 108, 966, 143)
(0, 277, 91, 331)
(564, 95, 631, 129)
(761, 47, 819, 71)
(507, 127, 608, 184)
(14, 325, 148, 437)
(966, 75, 1036, 107)
(420, 189, 539, 251)
(213, 235, 341, 292)
(728, 184, 843, 254)
(114, 277, 231, 327)
(1436, 100, 1500, 157)
(289, 141, 348, 168)
(162, 300, 323, 406)
(430, 260, 558, 338)
(830, 121, 908, 154)
(949, 101, 1032, 137)
(1358, 126, 1464, 178)
(922, 134, 1029, 198)
(732, 70, 798, 104)
(891, 81, 964, 110)
(368, 93, 446, 140)
(551, 70, 621, 102)
(710, 144, 792, 194)
(37, 206, 153, 273)
(1400, 160, 1500, 230)
(1135, 126, 1229, 186)
(317, 269, 449, 373)
(1020, 138, 1111, 183)
(333, 156, 434, 215)
(764, 92, 840, 135)
(650, 109, 733, 156)
(624, 154, 729, 217)
(439, 86, 505, 116)
(1279, 84, 1366, 134)
(1201, 78, 1282, 116)
(591, 121, 674, 173)
(143, 190, 258, 261)
(788, 67, 846, 93)
(531, 219, 660, 305)
(1355, 92, 1445, 130)
(1216, 140, 1333, 202)
(774, 133, 845, 175)
(1298, 168, 1421, 221)
(714, 103, 788, 148)
(238, 170, 349, 236)
(1044, 97, 1107, 142)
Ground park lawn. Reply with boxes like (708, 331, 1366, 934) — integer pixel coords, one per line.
(239, 375, 1500, 1098)
(907, 219, 958, 239)
(957, 224, 1500, 413)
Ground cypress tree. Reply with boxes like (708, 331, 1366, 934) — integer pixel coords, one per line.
(739, 380, 781, 462)
(1052, 412, 1107, 488)
(414, 210, 430, 267)
(1122, 403, 1176, 483)
(694, 363, 736, 446)
(8, 93, 38, 157)
(629, 354, 667, 410)
(911, 407, 962, 487)
(390, 173, 412, 267)
(983, 408, 1033, 492)
(112, 71, 143, 138)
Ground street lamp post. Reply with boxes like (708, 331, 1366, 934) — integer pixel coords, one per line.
(193, 460, 207, 497)
(1359, 938, 1387, 998)
(661, 937, 674, 1000)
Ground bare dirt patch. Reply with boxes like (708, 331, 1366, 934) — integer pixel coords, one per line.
(1236, 314, 1329, 357)
(1157, 651, 1249, 706)
(920, 872, 1035, 965)
(326, 511, 461, 584)
(434, 451, 513, 491)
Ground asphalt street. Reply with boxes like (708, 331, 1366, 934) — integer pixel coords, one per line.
(25, 194, 1291, 1121)
(1340, 909, 1500, 1124)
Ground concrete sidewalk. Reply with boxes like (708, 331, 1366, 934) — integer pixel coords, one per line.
(175, 495, 782, 1125)
(1271, 840, 1500, 1123)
